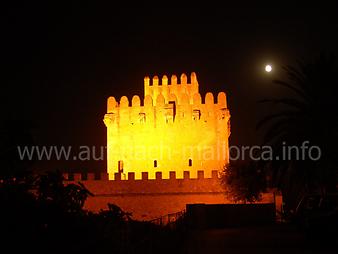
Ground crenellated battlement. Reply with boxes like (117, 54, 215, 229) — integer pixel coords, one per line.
(104, 73, 229, 128)
(104, 93, 229, 128)
(107, 73, 227, 110)
(143, 72, 200, 105)
(62, 170, 225, 199)
(63, 170, 219, 182)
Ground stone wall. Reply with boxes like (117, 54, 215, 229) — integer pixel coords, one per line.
(63, 171, 276, 221)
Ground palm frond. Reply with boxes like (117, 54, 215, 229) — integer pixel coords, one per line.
(283, 65, 307, 88)
(259, 98, 308, 110)
(256, 110, 301, 130)
(262, 120, 291, 144)
(273, 80, 309, 100)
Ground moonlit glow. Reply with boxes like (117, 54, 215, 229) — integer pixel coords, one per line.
(265, 65, 272, 72)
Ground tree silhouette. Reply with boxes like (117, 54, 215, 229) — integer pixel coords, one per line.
(37, 171, 92, 214)
(221, 160, 267, 203)
(257, 54, 338, 209)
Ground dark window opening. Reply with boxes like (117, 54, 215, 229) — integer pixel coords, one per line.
(139, 113, 146, 124)
(192, 109, 201, 120)
(154, 160, 157, 167)
(168, 101, 176, 120)
(118, 160, 124, 173)
(189, 159, 192, 167)
(219, 108, 227, 120)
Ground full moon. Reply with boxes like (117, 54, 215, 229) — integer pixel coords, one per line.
(265, 64, 272, 72)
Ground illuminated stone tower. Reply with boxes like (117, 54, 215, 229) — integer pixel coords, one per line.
(103, 72, 231, 180)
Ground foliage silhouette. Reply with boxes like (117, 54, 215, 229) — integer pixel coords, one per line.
(37, 171, 93, 214)
(0, 170, 184, 254)
(221, 160, 267, 203)
(257, 54, 338, 210)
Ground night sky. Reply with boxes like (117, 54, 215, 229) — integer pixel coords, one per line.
(2, 3, 338, 171)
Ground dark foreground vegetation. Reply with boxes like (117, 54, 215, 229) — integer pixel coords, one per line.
(0, 171, 186, 254)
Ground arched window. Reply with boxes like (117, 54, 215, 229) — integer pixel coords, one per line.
(188, 159, 192, 167)
(154, 160, 157, 168)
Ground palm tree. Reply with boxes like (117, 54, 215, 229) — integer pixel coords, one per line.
(257, 54, 338, 209)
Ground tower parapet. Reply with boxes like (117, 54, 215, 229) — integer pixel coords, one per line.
(144, 72, 199, 105)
